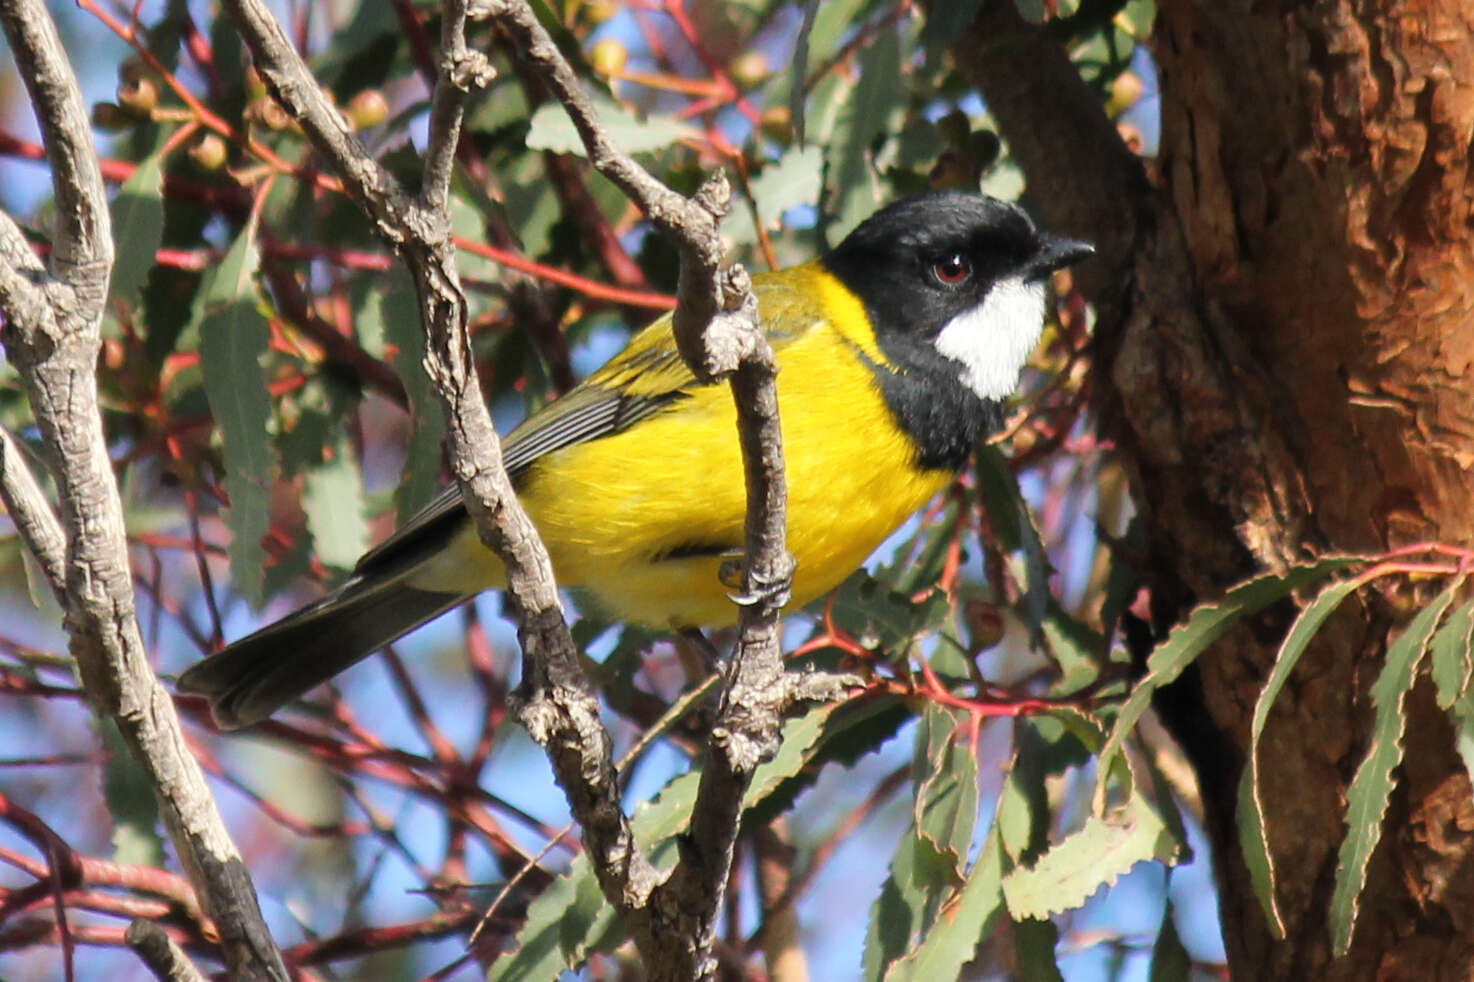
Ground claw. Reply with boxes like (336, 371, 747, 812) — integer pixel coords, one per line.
(725, 562, 793, 610)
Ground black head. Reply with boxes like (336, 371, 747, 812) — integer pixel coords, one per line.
(822, 191, 1091, 469)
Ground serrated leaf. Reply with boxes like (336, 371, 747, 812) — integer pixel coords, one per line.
(863, 822, 936, 982)
(194, 227, 275, 606)
(302, 430, 368, 572)
(488, 702, 845, 980)
(744, 700, 840, 805)
(1095, 557, 1363, 812)
(1430, 595, 1474, 710)
(920, 0, 986, 52)
(108, 144, 165, 314)
(879, 828, 1006, 982)
(913, 704, 979, 880)
(747, 695, 911, 825)
(1330, 588, 1452, 955)
(1001, 790, 1178, 920)
(487, 772, 697, 981)
(526, 91, 697, 156)
(1000, 711, 1110, 870)
(1449, 692, 1474, 791)
(979, 446, 1052, 648)
(1236, 572, 1365, 936)
(827, 570, 950, 650)
(994, 760, 1036, 863)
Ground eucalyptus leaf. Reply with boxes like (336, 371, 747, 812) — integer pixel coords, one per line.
(1096, 557, 1363, 812)
(1330, 587, 1453, 955)
(193, 227, 275, 606)
(1002, 789, 1178, 920)
(526, 91, 697, 157)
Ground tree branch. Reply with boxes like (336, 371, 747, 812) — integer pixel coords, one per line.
(217, 0, 660, 936)
(0, 426, 67, 607)
(481, 4, 795, 978)
(126, 919, 209, 982)
(0, 1, 287, 979)
(422, 0, 493, 216)
(0, 0, 109, 277)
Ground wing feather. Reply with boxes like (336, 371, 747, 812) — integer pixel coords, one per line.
(353, 268, 826, 578)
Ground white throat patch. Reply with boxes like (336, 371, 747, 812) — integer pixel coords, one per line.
(933, 276, 1046, 401)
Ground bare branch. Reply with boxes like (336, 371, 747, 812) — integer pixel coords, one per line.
(483, 0, 759, 381)
(0, 0, 110, 278)
(220, 0, 423, 245)
(0, 1, 287, 978)
(481, 4, 795, 978)
(0, 426, 67, 607)
(422, 0, 494, 215)
(126, 919, 209, 982)
(218, 0, 659, 929)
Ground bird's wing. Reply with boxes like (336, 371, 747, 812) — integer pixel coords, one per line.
(351, 268, 824, 577)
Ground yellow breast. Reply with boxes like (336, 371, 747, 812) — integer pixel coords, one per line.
(513, 265, 951, 627)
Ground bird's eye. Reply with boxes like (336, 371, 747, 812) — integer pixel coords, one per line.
(932, 252, 972, 286)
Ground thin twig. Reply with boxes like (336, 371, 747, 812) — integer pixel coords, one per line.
(0, 427, 67, 606)
(126, 919, 209, 982)
(219, 0, 658, 939)
(481, 4, 800, 979)
(0, 1, 288, 979)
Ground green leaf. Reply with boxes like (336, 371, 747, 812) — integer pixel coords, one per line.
(1000, 711, 1109, 868)
(1148, 899, 1191, 982)
(194, 227, 275, 606)
(826, 570, 951, 651)
(1449, 691, 1474, 792)
(863, 820, 938, 981)
(1001, 790, 1179, 920)
(1236, 572, 1365, 937)
(302, 430, 368, 572)
(878, 828, 1007, 982)
(1011, 916, 1064, 982)
(725, 145, 824, 246)
(356, 269, 445, 523)
(977, 446, 1053, 647)
(97, 718, 165, 868)
(1330, 588, 1453, 955)
(744, 700, 839, 806)
(1095, 557, 1363, 811)
(1430, 595, 1474, 710)
(488, 702, 846, 980)
(920, 0, 986, 52)
(488, 772, 694, 982)
(994, 759, 1036, 863)
(913, 704, 979, 881)
(825, 21, 904, 240)
(108, 143, 165, 314)
(526, 91, 698, 157)
(747, 695, 912, 825)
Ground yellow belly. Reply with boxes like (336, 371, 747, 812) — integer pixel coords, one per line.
(513, 326, 950, 627)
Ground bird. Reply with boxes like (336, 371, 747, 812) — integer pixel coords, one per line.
(178, 190, 1092, 728)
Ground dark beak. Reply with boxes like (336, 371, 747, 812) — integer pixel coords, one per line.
(1027, 235, 1094, 281)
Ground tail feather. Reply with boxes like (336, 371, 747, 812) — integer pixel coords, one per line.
(178, 579, 463, 729)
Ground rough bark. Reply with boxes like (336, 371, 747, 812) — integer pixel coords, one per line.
(952, 1, 1474, 978)
(1139, 3, 1474, 977)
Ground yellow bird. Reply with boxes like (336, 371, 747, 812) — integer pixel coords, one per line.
(180, 191, 1091, 727)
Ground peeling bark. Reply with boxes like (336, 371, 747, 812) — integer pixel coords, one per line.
(950, 0, 1474, 977)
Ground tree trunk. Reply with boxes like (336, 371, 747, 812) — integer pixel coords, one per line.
(954, 1, 1474, 978)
